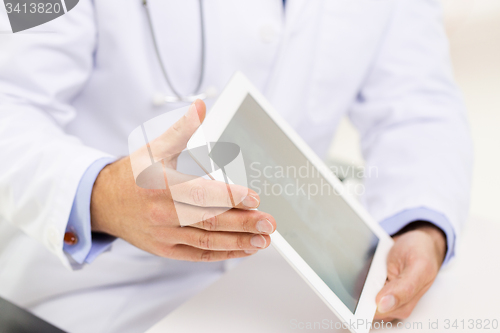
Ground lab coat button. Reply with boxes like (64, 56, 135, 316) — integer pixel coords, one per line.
(259, 24, 277, 43)
(64, 232, 78, 246)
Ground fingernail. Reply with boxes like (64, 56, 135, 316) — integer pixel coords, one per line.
(242, 195, 259, 208)
(256, 219, 274, 234)
(250, 235, 267, 248)
(244, 250, 258, 254)
(377, 295, 396, 313)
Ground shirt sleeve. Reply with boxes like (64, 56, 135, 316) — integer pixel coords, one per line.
(348, 0, 473, 261)
(379, 207, 456, 266)
(64, 157, 117, 266)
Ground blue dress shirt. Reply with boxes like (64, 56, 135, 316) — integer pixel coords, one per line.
(64, 157, 116, 265)
(64, 159, 456, 266)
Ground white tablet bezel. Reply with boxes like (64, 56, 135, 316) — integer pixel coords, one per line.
(187, 72, 393, 333)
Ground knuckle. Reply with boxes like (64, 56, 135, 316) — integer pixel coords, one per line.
(241, 215, 253, 232)
(236, 235, 245, 250)
(200, 250, 213, 262)
(201, 214, 218, 231)
(190, 185, 207, 206)
(226, 251, 237, 259)
(198, 232, 212, 249)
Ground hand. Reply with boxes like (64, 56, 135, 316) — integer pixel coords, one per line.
(374, 222, 447, 321)
(90, 100, 276, 261)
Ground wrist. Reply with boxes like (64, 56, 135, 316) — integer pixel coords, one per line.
(421, 224, 447, 265)
(90, 161, 114, 234)
(394, 221, 447, 265)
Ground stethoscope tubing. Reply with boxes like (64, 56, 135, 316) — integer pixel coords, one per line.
(142, 0, 206, 104)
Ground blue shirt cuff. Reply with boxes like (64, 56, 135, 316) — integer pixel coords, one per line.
(64, 157, 117, 264)
(379, 207, 456, 266)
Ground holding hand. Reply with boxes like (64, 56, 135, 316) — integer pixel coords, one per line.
(375, 223, 447, 321)
(90, 100, 276, 261)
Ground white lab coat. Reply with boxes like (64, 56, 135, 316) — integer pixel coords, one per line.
(0, 0, 472, 332)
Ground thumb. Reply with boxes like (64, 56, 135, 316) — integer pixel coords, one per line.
(375, 260, 428, 315)
(152, 99, 206, 159)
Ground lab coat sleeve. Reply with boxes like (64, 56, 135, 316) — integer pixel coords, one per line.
(348, 0, 473, 263)
(64, 158, 116, 269)
(0, 1, 114, 269)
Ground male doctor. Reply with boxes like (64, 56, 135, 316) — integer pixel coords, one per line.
(0, 0, 472, 332)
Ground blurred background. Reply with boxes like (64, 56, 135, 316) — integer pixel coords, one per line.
(328, 0, 500, 222)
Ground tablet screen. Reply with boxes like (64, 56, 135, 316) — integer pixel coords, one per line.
(216, 94, 379, 313)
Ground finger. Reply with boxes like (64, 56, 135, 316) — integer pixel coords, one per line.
(189, 208, 276, 234)
(374, 287, 427, 320)
(167, 171, 260, 209)
(173, 202, 227, 226)
(172, 201, 264, 227)
(150, 99, 206, 160)
(166, 244, 257, 262)
(375, 259, 434, 315)
(174, 227, 271, 251)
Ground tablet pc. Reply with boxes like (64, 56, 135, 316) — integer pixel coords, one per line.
(187, 72, 393, 333)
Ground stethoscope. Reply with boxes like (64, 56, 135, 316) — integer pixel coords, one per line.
(142, 0, 217, 106)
